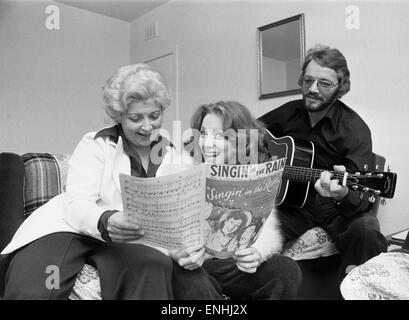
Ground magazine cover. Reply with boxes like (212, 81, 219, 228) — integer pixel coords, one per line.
(204, 159, 285, 258)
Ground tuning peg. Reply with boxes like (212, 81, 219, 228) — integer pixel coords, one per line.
(354, 172, 361, 176)
(369, 195, 376, 203)
(366, 172, 372, 176)
(364, 164, 368, 171)
(387, 165, 391, 172)
(381, 198, 387, 206)
(377, 173, 384, 178)
(352, 185, 359, 190)
(375, 163, 379, 170)
(363, 187, 370, 192)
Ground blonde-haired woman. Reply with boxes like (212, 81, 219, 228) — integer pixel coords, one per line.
(1, 64, 219, 300)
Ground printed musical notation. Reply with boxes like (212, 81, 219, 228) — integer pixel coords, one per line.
(119, 164, 207, 250)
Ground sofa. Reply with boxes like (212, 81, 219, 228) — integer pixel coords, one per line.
(0, 151, 385, 299)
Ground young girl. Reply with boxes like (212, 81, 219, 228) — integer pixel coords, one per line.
(170, 101, 302, 300)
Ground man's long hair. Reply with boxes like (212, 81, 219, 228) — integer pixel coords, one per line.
(298, 44, 351, 98)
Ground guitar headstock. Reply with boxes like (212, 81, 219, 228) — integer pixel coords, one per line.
(346, 171, 397, 199)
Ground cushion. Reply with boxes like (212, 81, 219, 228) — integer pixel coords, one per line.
(22, 153, 62, 217)
(340, 251, 409, 300)
(51, 153, 71, 192)
(69, 264, 102, 300)
(22, 153, 71, 217)
(281, 226, 339, 260)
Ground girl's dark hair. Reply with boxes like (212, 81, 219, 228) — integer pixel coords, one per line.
(187, 101, 270, 163)
(219, 209, 250, 234)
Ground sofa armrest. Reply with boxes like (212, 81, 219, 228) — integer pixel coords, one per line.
(0, 153, 25, 252)
(0, 152, 25, 298)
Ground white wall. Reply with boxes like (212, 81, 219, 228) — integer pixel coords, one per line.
(0, 0, 130, 154)
(130, 0, 409, 235)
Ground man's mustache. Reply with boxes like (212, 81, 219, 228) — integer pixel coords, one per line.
(305, 94, 323, 101)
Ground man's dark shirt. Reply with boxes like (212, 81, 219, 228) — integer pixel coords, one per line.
(258, 99, 373, 221)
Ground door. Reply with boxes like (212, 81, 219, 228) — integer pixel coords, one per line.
(144, 47, 179, 138)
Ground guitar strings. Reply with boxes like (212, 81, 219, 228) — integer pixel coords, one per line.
(283, 166, 382, 194)
(284, 166, 382, 179)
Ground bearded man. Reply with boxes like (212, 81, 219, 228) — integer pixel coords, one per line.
(258, 44, 387, 290)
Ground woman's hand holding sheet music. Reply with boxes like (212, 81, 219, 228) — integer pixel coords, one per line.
(107, 211, 144, 242)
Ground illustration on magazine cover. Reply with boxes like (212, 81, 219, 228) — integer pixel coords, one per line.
(204, 159, 285, 258)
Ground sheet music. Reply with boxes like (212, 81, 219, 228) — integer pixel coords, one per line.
(119, 164, 207, 250)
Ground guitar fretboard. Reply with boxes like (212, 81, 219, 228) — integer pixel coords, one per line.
(283, 165, 345, 183)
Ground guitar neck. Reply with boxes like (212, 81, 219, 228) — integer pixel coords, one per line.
(283, 165, 345, 183)
(264, 130, 396, 199)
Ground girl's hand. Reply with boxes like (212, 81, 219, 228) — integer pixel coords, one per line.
(170, 244, 206, 270)
(233, 247, 262, 273)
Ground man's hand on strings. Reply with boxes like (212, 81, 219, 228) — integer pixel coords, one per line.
(315, 165, 349, 200)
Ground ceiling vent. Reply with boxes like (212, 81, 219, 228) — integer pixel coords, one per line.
(146, 21, 159, 41)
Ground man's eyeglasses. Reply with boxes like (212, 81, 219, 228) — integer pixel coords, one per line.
(301, 76, 339, 92)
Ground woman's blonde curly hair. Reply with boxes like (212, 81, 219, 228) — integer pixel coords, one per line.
(102, 63, 171, 122)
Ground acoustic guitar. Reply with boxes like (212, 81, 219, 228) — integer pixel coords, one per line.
(264, 130, 397, 208)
